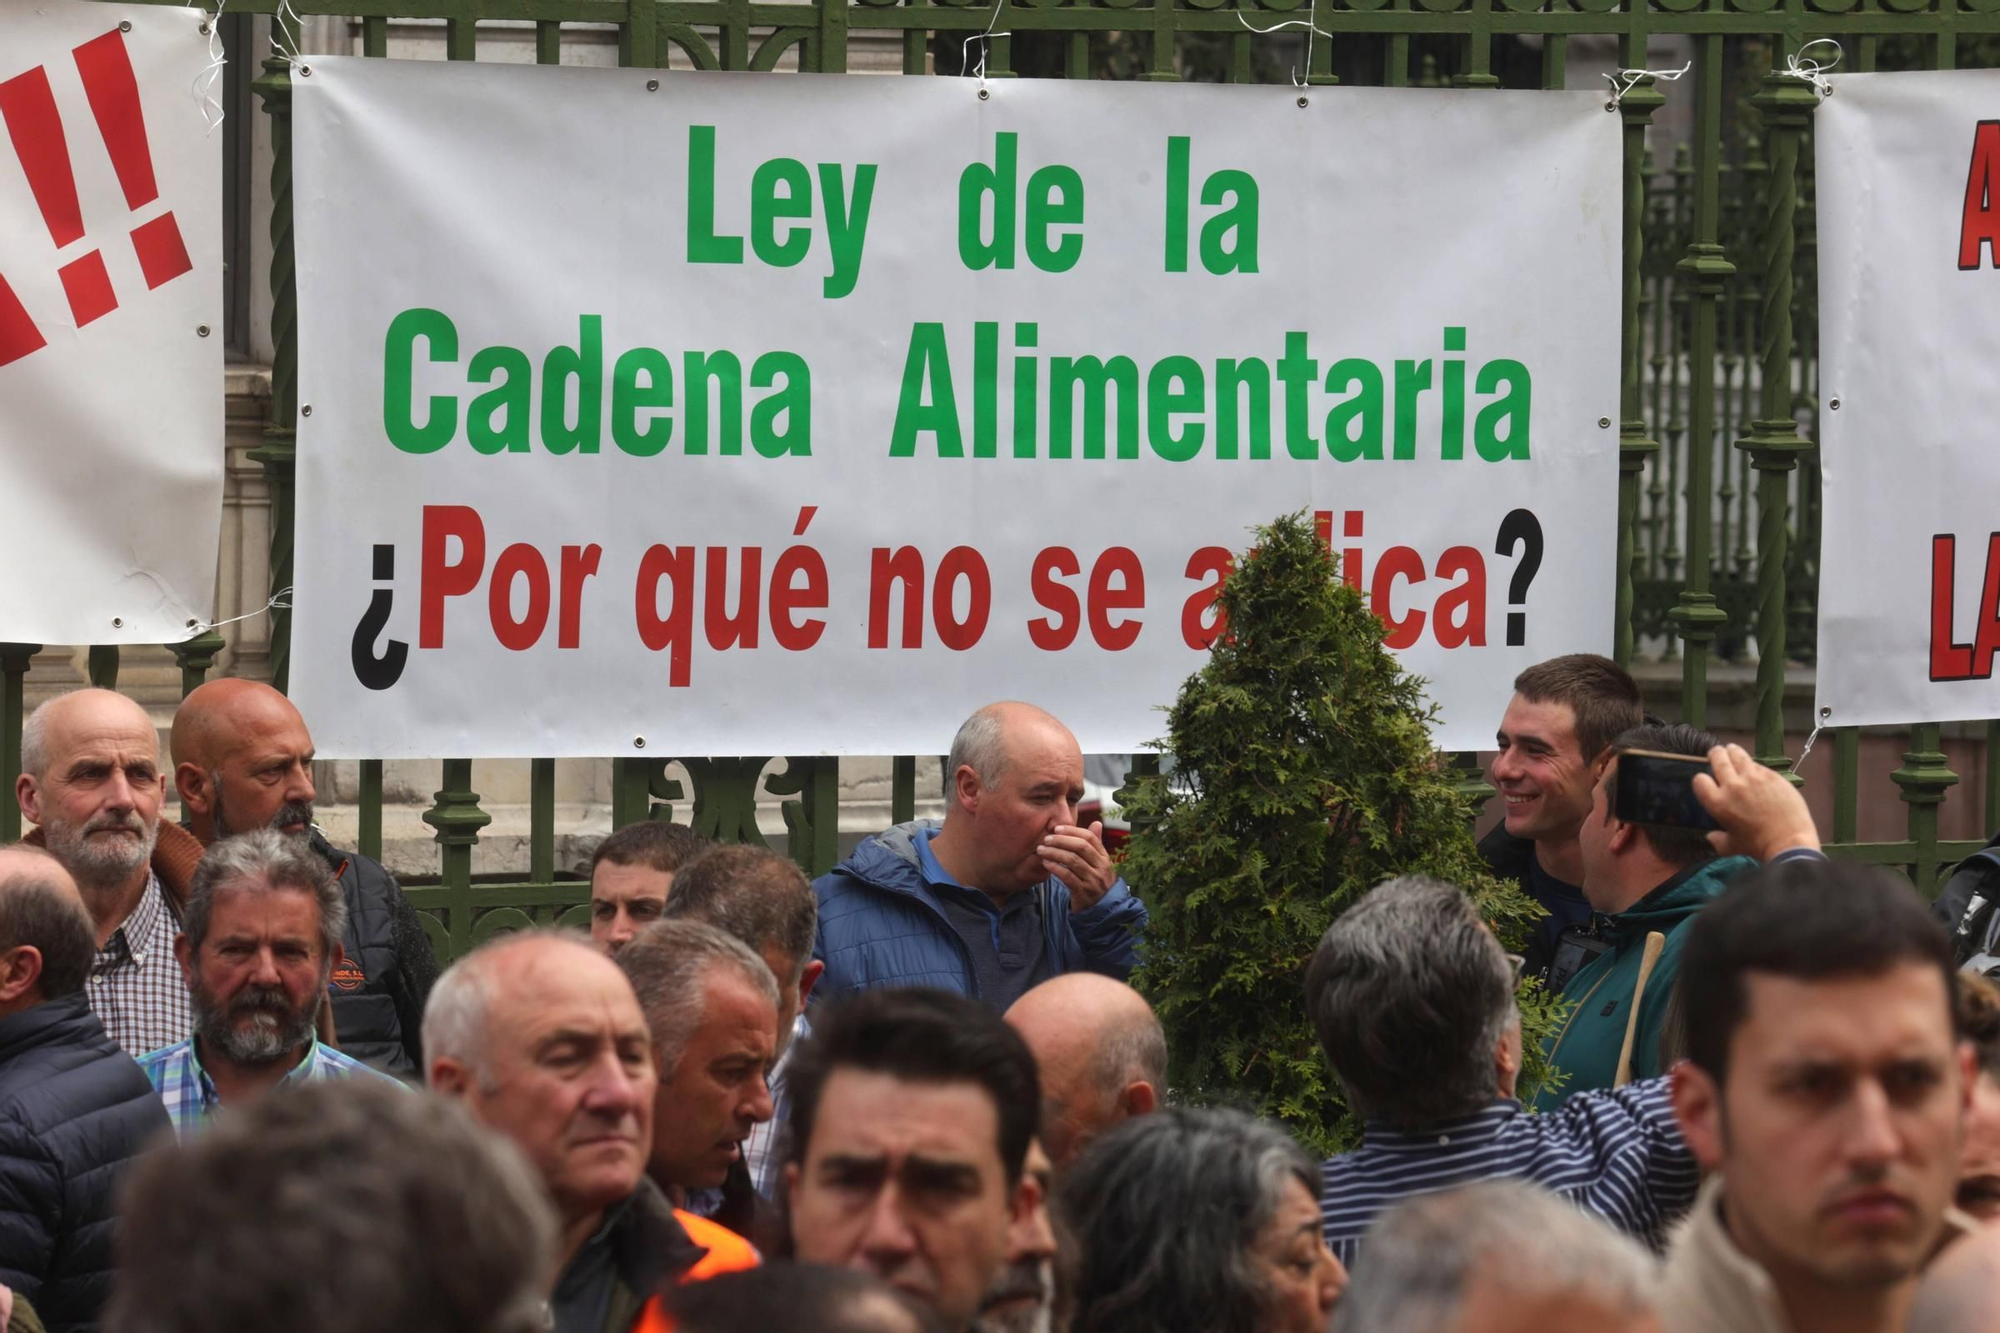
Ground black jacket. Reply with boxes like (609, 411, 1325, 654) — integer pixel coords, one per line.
(0, 995, 171, 1333)
(311, 832, 440, 1078)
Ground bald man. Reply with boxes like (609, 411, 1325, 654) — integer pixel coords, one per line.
(171, 679, 438, 1077)
(812, 702, 1148, 1013)
(15, 689, 204, 1055)
(0, 845, 171, 1332)
(1005, 974, 1164, 1168)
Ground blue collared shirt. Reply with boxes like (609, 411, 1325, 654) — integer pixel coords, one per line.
(138, 1033, 404, 1138)
(912, 830, 1053, 1012)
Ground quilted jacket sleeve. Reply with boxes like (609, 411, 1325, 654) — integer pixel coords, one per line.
(1066, 878, 1148, 980)
(0, 1114, 60, 1302)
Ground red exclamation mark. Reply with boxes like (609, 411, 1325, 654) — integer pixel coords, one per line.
(0, 274, 45, 366)
(74, 29, 191, 291)
(0, 64, 116, 327)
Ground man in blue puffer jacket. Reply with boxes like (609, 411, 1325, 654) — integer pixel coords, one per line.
(0, 847, 170, 1333)
(814, 702, 1148, 1012)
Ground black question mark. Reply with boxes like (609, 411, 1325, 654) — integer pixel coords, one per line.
(350, 544, 409, 691)
(1493, 509, 1544, 648)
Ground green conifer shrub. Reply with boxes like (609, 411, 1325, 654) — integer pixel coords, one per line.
(1119, 511, 1563, 1156)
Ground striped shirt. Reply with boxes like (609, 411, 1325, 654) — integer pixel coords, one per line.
(745, 1012, 811, 1199)
(138, 1034, 404, 1137)
(88, 872, 193, 1058)
(1319, 1075, 1699, 1267)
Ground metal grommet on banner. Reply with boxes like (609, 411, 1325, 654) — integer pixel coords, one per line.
(1603, 59, 1691, 112)
(119, 20, 131, 31)
(1797, 706, 1833, 768)
(1598, 417, 1612, 429)
(646, 79, 659, 91)
(111, 617, 124, 629)
(633, 736, 647, 750)
(1237, 11, 1333, 92)
(197, 324, 211, 337)
(1829, 398, 1841, 411)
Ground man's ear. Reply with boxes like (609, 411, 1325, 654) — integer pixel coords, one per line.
(1121, 1080, 1158, 1118)
(172, 933, 195, 989)
(1006, 1167, 1035, 1229)
(954, 764, 983, 812)
(798, 958, 825, 1005)
(14, 775, 41, 828)
(0, 946, 44, 1005)
(1671, 1059, 1727, 1172)
(429, 1055, 473, 1099)
(175, 762, 214, 818)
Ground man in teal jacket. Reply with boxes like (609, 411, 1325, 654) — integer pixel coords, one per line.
(1534, 724, 1761, 1108)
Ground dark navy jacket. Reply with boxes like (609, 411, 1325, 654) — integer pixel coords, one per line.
(0, 994, 171, 1333)
(812, 820, 1148, 1006)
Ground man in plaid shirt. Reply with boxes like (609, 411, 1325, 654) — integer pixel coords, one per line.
(139, 829, 399, 1136)
(16, 689, 203, 1058)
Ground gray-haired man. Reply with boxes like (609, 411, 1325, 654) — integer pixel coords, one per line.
(617, 919, 778, 1215)
(1334, 1180, 1662, 1333)
(1310, 875, 1700, 1265)
(138, 830, 398, 1137)
(812, 702, 1147, 1012)
(425, 930, 705, 1333)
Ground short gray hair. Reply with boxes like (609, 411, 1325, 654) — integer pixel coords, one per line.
(106, 1079, 555, 1333)
(18, 696, 54, 780)
(616, 920, 778, 1072)
(1304, 875, 1516, 1129)
(422, 927, 590, 1086)
(945, 705, 1012, 806)
(1331, 1182, 1659, 1333)
(1059, 1107, 1319, 1333)
(1089, 1004, 1168, 1103)
(184, 829, 347, 961)
(660, 846, 817, 984)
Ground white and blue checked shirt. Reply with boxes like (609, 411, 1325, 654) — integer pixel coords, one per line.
(88, 872, 193, 1058)
(1319, 1074, 1699, 1267)
(138, 1034, 404, 1138)
(745, 1012, 812, 1198)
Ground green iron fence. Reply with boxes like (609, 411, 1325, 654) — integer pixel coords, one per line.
(5, 0, 2000, 960)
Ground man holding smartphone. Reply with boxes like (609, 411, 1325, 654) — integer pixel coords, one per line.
(1534, 733, 1827, 1109)
(1533, 723, 1753, 1108)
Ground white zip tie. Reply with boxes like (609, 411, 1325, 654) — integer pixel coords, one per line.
(185, 0, 228, 133)
(1778, 37, 1841, 99)
(187, 586, 293, 637)
(1603, 59, 1690, 111)
(1237, 11, 1333, 91)
(964, 0, 1009, 94)
(269, 0, 306, 72)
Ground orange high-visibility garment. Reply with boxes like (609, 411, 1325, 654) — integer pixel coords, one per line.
(629, 1210, 761, 1333)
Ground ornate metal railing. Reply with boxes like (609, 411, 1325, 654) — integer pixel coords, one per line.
(6, 0, 2000, 958)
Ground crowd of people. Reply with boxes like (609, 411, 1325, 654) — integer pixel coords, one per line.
(0, 660, 1992, 1332)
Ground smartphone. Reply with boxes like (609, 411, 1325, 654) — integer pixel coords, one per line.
(1614, 748, 1720, 831)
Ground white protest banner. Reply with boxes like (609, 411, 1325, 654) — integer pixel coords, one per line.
(291, 61, 1620, 758)
(1817, 70, 2000, 729)
(0, 0, 222, 644)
